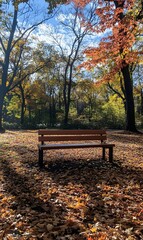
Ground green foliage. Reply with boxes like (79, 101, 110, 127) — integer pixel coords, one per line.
(100, 95, 126, 129)
(45, 0, 67, 13)
(6, 95, 21, 119)
(3, 95, 21, 124)
(0, 0, 28, 10)
(1, 0, 142, 130)
(3, 121, 20, 129)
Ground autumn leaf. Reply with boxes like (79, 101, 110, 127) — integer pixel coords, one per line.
(0, 130, 143, 239)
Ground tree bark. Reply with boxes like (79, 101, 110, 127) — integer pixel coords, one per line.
(0, 8, 18, 131)
(113, 0, 137, 132)
(0, 89, 5, 132)
(141, 89, 143, 115)
(121, 65, 137, 131)
(18, 84, 25, 126)
(64, 102, 70, 126)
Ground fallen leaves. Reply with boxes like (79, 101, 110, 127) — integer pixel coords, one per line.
(0, 130, 143, 239)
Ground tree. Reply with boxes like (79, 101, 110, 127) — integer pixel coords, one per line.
(31, 42, 65, 127)
(45, 0, 67, 13)
(0, 0, 52, 132)
(73, 0, 143, 132)
(48, 3, 98, 126)
(44, 0, 143, 130)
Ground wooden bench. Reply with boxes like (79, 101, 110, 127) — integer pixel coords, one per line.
(38, 129, 115, 167)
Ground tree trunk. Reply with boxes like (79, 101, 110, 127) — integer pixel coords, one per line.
(21, 97, 25, 126)
(63, 78, 72, 126)
(63, 62, 74, 126)
(63, 76, 69, 126)
(52, 96, 56, 126)
(0, 90, 5, 132)
(19, 84, 25, 126)
(141, 89, 143, 115)
(49, 89, 56, 127)
(28, 106, 32, 123)
(121, 65, 137, 132)
(63, 67, 69, 127)
(113, 1, 138, 132)
(64, 102, 70, 126)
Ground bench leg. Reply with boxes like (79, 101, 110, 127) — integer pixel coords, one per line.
(102, 147, 105, 160)
(39, 149, 43, 167)
(109, 147, 113, 163)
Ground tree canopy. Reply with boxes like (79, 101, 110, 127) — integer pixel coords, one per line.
(0, 0, 143, 131)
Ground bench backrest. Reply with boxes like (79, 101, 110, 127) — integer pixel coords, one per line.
(38, 129, 107, 144)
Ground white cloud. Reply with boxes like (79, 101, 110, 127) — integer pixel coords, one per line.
(56, 13, 75, 22)
(29, 15, 111, 54)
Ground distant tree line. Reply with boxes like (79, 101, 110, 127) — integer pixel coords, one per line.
(0, 0, 143, 132)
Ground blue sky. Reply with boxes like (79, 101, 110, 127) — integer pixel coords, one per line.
(17, 0, 68, 26)
(26, 1, 103, 47)
(2, 0, 110, 54)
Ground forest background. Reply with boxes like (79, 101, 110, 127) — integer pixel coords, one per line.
(0, 0, 143, 132)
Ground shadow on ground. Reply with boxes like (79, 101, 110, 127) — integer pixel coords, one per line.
(1, 139, 143, 239)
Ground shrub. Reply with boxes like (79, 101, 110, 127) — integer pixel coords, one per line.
(3, 122, 21, 130)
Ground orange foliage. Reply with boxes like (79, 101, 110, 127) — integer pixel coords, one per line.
(72, 0, 142, 84)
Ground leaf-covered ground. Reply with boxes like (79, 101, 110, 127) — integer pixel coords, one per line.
(0, 130, 143, 240)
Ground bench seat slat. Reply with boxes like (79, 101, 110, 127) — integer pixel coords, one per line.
(39, 135, 107, 142)
(38, 129, 106, 135)
(38, 129, 115, 167)
(38, 143, 115, 150)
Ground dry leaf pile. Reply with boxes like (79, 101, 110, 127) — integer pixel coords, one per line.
(0, 130, 143, 240)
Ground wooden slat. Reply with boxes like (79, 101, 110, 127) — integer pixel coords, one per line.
(39, 135, 107, 142)
(38, 129, 106, 135)
(38, 143, 115, 150)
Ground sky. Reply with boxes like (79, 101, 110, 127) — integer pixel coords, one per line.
(24, 0, 109, 53)
(1, 0, 110, 55)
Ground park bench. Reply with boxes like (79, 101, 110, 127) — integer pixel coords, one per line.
(38, 129, 115, 167)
